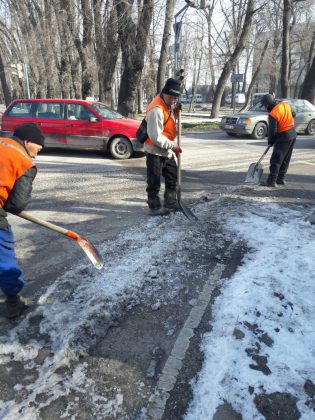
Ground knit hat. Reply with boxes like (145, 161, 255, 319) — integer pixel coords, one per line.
(13, 123, 45, 147)
(162, 78, 181, 97)
(261, 94, 275, 111)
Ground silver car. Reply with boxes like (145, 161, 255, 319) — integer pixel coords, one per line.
(219, 98, 315, 139)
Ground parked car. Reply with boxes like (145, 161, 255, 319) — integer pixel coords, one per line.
(225, 93, 246, 105)
(0, 99, 142, 159)
(219, 98, 315, 139)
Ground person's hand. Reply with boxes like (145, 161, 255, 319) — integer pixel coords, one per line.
(268, 140, 274, 146)
(173, 146, 182, 156)
(174, 102, 182, 112)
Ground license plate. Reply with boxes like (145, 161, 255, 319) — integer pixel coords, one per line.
(225, 124, 234, 129)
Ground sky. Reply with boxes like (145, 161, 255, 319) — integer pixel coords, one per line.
(0, 198, 314, 419)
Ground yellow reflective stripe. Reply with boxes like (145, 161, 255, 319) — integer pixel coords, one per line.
(0, 140, 33, 162)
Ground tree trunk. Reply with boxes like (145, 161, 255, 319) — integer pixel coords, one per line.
(299, 53, 315, 104)
(0, 52, 12, 105)
(115, 0, 154, 117)
(156, 0, 176, 92)
(280, 0, 291, 97)
(211, 0, 255, 118)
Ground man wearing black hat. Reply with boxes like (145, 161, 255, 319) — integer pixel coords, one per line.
(260, 94, 297, 187)
(144, 78, 183, 216)
(0, 123, 45, 318)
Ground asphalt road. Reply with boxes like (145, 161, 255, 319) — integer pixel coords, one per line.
(3, 130, 314, 306)
(1, 130, 314, 419)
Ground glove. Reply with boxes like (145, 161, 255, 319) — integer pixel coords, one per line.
(268, 140, 274, 146)
(174, 102, 182, 112)
(173, 146, 182, 157)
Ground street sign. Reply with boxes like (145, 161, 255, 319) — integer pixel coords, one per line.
(231, 73, 243, 83)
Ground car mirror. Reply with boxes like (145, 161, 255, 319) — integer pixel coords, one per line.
(89, 116, 99, 122)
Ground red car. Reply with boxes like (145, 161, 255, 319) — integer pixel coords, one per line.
(0, 99, 142, 159)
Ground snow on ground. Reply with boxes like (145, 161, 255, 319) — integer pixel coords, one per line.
(186, 202, 315, 420)
(0, 196, 315, 419)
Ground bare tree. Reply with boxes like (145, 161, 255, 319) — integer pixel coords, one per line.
(240, 39, 270, 110)
(156, 0, 176, 92)
(211, 0, 256, 118)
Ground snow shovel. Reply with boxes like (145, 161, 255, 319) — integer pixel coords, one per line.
(176, 110, 198, 221)
(16, 211, 104, 270)
(244, 146, 271, 184)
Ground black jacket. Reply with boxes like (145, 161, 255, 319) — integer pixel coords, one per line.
(0, 137, 36, 229)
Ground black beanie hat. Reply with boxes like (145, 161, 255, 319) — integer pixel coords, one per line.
(261, 94, 275, 110)
(162, 78, 181, 97)
(13, 123, 45, 147)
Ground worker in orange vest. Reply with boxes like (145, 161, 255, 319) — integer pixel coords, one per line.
(144, 78, 182, 216)
(260, 94, 297, 187)
(0, 123, 44, 318)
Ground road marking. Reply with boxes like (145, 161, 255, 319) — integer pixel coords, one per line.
(146, 262, 226, 419)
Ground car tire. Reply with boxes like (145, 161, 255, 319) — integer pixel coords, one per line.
(226, 132, 237, 137)
(305, 119, 315, 135)
(109, 136, 133, 159)
(251, 122, 268, 139)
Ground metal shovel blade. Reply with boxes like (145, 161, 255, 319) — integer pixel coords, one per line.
(77, 237, 104, 270)
(245, 162, 264, 184)
(178, 199, 198, 221)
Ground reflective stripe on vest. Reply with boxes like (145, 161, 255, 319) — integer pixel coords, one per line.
(0, 138, 35, 208)
(269, 102, 294, 134)
(145, 95, 177, 145)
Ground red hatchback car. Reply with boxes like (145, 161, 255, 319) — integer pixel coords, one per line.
(0, 99, 142, 159)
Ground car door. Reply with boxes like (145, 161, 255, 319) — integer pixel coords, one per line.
(293, 100, 314, 132)
(65, 103, 105, 150)
(34, 101, 67, 148)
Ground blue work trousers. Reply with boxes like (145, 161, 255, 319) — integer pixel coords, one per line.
(0, 225, 24, 298)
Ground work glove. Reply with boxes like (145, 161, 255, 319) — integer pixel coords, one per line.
(268, 140, 274, 146)
(174, 102, 182, 112)
(173, 146, 182, 157)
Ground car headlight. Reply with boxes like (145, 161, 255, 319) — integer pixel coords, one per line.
(238, 117, 251, 125)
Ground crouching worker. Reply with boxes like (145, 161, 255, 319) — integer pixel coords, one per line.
(0, 123, 45, 318)
(144, 78, 183, 216)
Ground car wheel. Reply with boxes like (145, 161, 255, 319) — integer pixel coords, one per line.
(251, 122, 267, 139)
(305, 119, 315, 135)
(226, 132, 237, 137)
(109, 137, 133, 159)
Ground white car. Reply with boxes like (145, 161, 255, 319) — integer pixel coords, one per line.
(219, 99, 315, 139)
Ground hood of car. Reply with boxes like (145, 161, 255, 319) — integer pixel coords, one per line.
(112, 118, 141, 129)
(224, 111, 267, 119)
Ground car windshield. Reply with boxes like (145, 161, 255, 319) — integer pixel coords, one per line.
(90, 103, 123, 120)
(249, 102, 268, 112)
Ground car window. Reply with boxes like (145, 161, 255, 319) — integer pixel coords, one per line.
(66, 104, 96, 121)
(290, 99, 307, 113)
(6, 102, 33, 117)
(36, 102, 64, 119)
(249, 102, 268, 112)
(90, 103, 123, 120)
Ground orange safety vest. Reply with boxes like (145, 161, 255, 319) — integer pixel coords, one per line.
(269, 102, 294, 134)
(145, 95, 177, 146)
(0, 137, 36, 209)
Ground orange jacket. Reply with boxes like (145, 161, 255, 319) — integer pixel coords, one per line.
(145, 95, 177, 146)
(269, 102, 294, 134)
(0, 137, 36, 209)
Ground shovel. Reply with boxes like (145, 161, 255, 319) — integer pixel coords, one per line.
(16, 211, 103, 270)
(176, 110, 198, 221)
(244, 146, 271, 184)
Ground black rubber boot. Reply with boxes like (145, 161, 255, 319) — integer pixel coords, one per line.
(164, 190, 179, 211)
(260, 175, 276, 187)
(276, 178, 286, 185)
(6, 295, 30, 319)
(147, 197, 170, 217)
